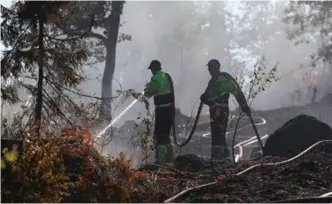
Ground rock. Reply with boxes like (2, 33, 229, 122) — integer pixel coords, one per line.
(263, 114, 332, 157)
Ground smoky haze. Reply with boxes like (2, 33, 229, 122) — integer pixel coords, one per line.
(80, 1, 330, 126)
(2, 1, 330, 121)
(1, 1, 331, 166)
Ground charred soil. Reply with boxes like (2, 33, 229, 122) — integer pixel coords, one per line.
(157, 153, 332, 203)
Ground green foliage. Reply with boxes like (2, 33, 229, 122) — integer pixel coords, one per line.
(283, 1, 332, 64)
(1, 143, 19, 170)
(1, 2, 92, 129)
(1, 126, 151, 203)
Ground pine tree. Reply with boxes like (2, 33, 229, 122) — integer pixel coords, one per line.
(1, 2, 91, 133)
(283, 1, 332, 64)
(283, 1, 332, 97)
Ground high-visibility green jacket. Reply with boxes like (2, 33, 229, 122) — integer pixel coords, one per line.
(144, 70, 174, 107)
(202, 72, 241, 107)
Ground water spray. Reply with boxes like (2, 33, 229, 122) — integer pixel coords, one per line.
(96, 91, 145, 139)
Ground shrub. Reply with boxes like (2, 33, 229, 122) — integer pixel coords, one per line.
(1, 125, 150, 203)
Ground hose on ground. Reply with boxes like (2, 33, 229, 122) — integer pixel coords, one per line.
(320, 191, 332, 198)
(164, 139, 332, 203)
(230, 111, 264, 163)
(236, 140, 332, 176)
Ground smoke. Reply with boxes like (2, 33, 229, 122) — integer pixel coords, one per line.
(89, 1, 332, 166)
(2, 1, 331, 166)
(114, 1, 330, 111)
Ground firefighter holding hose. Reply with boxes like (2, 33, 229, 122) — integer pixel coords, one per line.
(200, 59, 251, 160)
(144, 60, 175, 163)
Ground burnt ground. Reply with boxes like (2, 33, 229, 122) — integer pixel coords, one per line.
(131, 95, 332, 202)
(179, 154, 332, 202)
(99, 94, 332, 202)
(137, 153, 332, 203)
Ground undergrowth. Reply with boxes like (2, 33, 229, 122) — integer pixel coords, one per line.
(1, 125, 151, 203)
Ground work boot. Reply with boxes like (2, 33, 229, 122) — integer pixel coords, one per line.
(211, 145, 230, 160)
(155, 145, 168, 163)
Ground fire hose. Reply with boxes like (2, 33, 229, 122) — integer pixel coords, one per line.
(170, 102, 263, 151)
(171, 102, 203, 147)
(166, 73, 264, 155)
(96, 73, 264, 158)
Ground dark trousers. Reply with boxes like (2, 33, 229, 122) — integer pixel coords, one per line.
(209, 105, 229, 147)
(154, 106, 173, 145)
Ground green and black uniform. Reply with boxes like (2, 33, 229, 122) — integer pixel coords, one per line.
(144, 69, 175, 162)
(201, 72, 249, 159)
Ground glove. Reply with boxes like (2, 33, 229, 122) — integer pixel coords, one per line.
(201, 94, 214, 106)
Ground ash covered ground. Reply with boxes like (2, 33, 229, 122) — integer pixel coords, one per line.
(135, 153, 332, 203)
(115, 94, 332, 202)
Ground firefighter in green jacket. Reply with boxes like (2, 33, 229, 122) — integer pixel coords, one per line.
(200, 59, 251, 160)
(144, 60, 175, 162)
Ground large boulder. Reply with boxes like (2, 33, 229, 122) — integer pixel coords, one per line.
(263, 114, 332, 157)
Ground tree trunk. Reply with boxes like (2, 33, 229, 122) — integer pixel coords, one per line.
(35, 13, 44, 132)
(101, 48, 115, 120)
(100, 1, 124, 120)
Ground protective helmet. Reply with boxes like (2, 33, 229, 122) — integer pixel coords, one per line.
(148, 60, 161, 70)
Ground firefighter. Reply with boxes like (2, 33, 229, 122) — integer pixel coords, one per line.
(144, 60, 175, 163)
(200, 59, 251, 160)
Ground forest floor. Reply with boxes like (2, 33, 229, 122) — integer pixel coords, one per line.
(136, 153, 332, 203)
